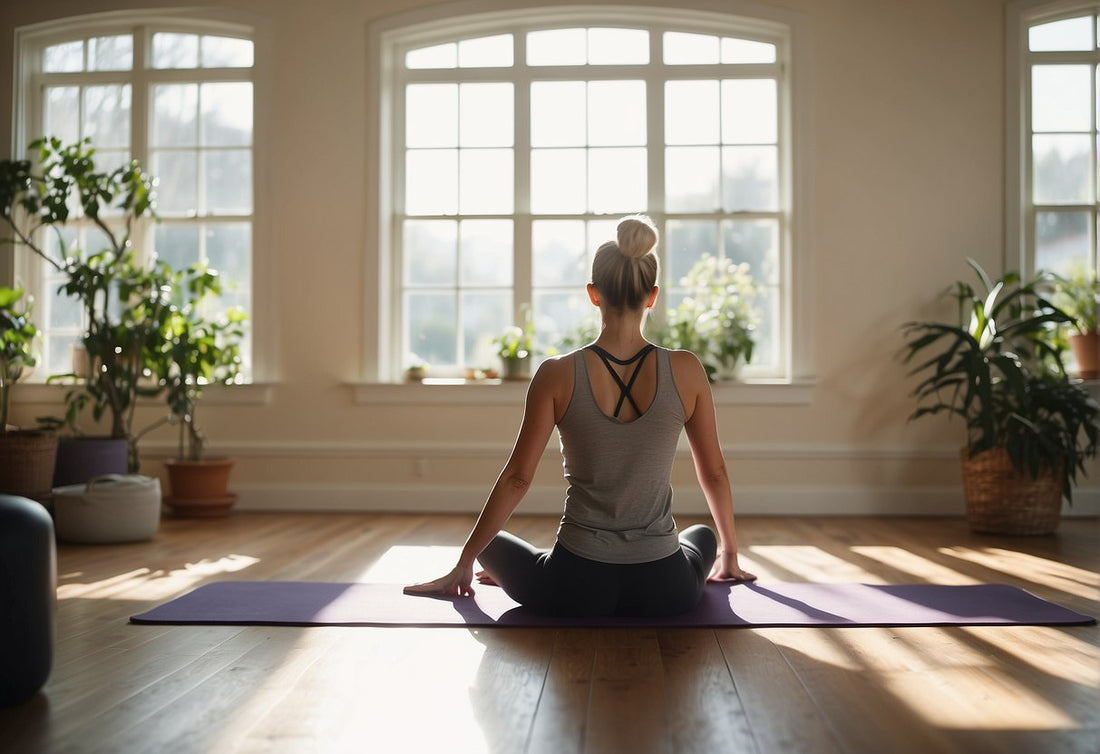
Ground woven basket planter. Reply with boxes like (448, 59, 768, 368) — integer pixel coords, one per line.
(0, 430, 59, 504)
(960, 446, 1064, 535)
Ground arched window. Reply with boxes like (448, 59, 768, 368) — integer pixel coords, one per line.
(15, 16, 256, 379)
(1011, 6, 1098, 278)
(372, 7, 805, 383)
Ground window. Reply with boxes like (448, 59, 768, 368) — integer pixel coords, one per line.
(16, 19, 255, 380)
(378, 8, 797, 382)
(1014, 8, 1098, 278)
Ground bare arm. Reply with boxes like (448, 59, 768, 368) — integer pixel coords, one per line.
(404, 358, 564, 596)
(676, 351, 756, 582)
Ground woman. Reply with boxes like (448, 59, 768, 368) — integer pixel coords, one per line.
(404, 214, 755, 616)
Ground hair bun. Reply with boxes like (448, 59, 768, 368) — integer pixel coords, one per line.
(616, 214, 658, 259)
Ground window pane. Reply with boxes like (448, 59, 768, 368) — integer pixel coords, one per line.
(155, 224, 202, 270)
(460, 220, 512, 286)
(152, 151, 198, 214)
(531, 148, 586, 213)
(722, 37, 777, 64)
(153, 84, 199, 147)
(666, 146, 720, 212)
(457, 34, 513, 67)
(407, 84, 458, 148)
(1029, 16, 1093, 51)
(1032, 65, 1091, 132)
(406, 150, 458, 215)
(1036, 211, 1091, 274)
(527, 29, 586, 66)
(463, 291, 512, 367)
(201, 35, 254, 67)
(722, 79, 777, 144)
(531, 82, 586, 147)
(205, 223, 252, 299)
(153, 32, 199, 69)
(589, 148, 646, 214)
(45, 40, 83, 72)
(588, 28, 649, 64)
(666, 81, 719, 144)
(202, 83, 253, 147)
(533, 220, 587, 286)
(533, 290, 592, 353)
(404, 220, 457, 285)
(459, 149, 514, 214)
(1033, 134, 1092, 204)
(48, 286, 82, 330)
(460, 83, 513, 147)
(84, 85, 131, 148)
(664, 32, 719, 64)
(45, 87, 80, 144)
(88, 35, 132, 71)
(723, 145, 778, 211)
(666, 220, 718, 284)
(407, 43, 457, 69)
(588, 80, 646, 146)
(724, 219, 779, 284)
(749, 284, 779, 370)
(407, 292, 457, 365)
(206, 150, 252, 213)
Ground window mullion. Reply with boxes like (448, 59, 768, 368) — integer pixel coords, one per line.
(514, 41, 532, 321)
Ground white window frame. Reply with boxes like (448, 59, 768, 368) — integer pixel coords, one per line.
(1007, 0, 1100, 275)
(366, 3, 815, 393)
(10, 9, 276, 390)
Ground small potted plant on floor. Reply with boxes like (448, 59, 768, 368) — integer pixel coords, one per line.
(1047, 263, 1099, 380)
(152, 266, 246, 516)
(0, 285, 58, 503)
(660, 254, 760, 381)
(901, 258, 1098, 535)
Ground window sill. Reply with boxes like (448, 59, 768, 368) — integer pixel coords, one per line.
(348, 378, 816, 406)
(11, 382, 276, 406)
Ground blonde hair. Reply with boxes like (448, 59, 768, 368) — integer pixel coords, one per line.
(591, 214, 659, 311)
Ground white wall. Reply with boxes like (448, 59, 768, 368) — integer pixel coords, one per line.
(4, 0, 1095, 517)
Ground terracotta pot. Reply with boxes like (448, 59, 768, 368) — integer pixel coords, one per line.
(164, 458, 238, 517)
(1069, 331, 1099, 380)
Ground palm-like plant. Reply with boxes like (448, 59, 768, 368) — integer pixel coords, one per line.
(901, 258, 1098, 501)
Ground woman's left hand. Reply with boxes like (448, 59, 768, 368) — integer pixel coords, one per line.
(403, 565, 475, 597)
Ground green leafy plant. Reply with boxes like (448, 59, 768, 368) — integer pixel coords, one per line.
(494, 305, 535, 361)
(1047, 262, 1099, 335)
(659, 254, 760, 381)
(901, 258, 1098, 501)
(151, 266, 245, 462)
(0, 286, 38, 432)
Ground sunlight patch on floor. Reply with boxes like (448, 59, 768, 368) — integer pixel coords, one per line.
(747, 545, 886, 583)
(960, 626, 1100, 686)
(56, 554, 261, 601)
(939, 547, 1100, 601)
(850, 546, 981, 584)
(359, 545, 472, 584)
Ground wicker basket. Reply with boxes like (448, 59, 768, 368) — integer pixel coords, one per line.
(0, 430, 59, 504)
(960, 446, 1064, 535)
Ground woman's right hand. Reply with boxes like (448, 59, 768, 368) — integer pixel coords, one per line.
(708, 550, 757, 583)
(403, 564, 475, 597)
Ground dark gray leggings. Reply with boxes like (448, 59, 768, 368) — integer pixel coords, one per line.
(477, 525, 717, 617)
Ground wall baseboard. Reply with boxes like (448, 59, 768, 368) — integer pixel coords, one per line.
(232, 482, 1100, 518)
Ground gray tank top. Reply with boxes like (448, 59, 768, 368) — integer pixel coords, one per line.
(555, 346, 686, 564)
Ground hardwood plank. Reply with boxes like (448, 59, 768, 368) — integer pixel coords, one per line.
(527, 629, 599, 754)
(585, 629, 669, 754)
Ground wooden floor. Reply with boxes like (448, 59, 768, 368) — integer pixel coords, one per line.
(1, 513, 1097, 754)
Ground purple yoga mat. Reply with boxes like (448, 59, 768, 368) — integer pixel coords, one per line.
(129, 581, 1095, 628)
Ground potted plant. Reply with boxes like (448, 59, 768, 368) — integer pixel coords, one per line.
(0, 137, 166, 479)
(1047, 263, 1099, 380)
(901, 258, 1098, 535)
(0, 285, 58, 503)
(494, 305, 535, 380)
(152, 265, 245, 516)
(660, 254, 760, 381)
